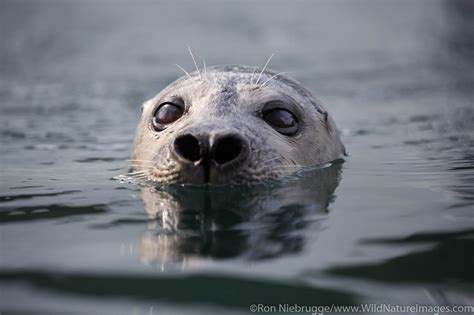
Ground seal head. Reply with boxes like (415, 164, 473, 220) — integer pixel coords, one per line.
(131, 65, 345, 184)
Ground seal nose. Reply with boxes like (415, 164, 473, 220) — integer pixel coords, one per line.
(173, 134, 203, 163)
(212, 134, 246, 166)
(173, 133, 248, 167)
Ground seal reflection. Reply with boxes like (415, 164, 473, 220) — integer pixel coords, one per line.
(137, 163, 342, 268)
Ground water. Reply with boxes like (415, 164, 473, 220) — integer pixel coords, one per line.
(1, 0, 473, 314)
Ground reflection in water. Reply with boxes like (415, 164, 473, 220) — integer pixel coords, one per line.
(137, 163, 342, 268)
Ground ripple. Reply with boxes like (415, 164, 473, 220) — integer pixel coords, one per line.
(9, 185, 43, 190)
(0, 190, 81, 202)
(0, 129, 26, 140)
(0, 204, 108, 223)
(89, 218, 150, 229)
(409, 114, 440, 123)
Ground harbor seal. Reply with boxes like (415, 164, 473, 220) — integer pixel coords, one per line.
(131, 64, 345, 184)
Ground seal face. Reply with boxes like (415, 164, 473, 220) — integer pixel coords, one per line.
(131, 65, 345, 184)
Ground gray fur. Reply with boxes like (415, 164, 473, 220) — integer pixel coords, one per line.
(131, 65, 345, 184)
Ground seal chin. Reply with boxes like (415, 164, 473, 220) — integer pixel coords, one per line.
(147, 158, 274, 185)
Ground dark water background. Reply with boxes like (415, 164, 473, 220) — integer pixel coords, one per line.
(1, 0, 473, 314)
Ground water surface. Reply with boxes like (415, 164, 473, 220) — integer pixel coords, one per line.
(1, 0, 473, 314)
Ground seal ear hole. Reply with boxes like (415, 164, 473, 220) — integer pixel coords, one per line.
(323, 111, 333, 133)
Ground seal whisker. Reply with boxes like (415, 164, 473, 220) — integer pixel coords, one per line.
(126, 163, 148, 172)
(202, 58, 207, 77)
(127, 169, 148, 175)
(127, 169, 147, 174)
(128, 159, 154, 163)
(129, 165, 152, 170)
(187, 44, 202, 81)
(271, 163, 306, 168)
(128, 161, 152, 166)
(272, 166, 305, 169)
(129, 163, 151, 169)
(129, 173, 148, 178)
(126, 171, 148, 178)
(128, 162, 154, 167)
(255, 53, 274, 85)
(260, 72, 287, 88)
(174, 64, 192, 80)
(260, 156, 281, 164)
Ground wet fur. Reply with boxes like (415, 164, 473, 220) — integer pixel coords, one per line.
(131, 65, 345, 184)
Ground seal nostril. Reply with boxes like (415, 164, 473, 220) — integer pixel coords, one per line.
(174, 134, 201, 162)
(213, 135, 245, 165)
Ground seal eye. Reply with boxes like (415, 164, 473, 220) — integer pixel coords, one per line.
(262, 108, 298, 135)
(152, 102, 184, 130)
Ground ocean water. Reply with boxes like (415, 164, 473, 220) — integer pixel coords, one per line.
(1, 0, 473, 314)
